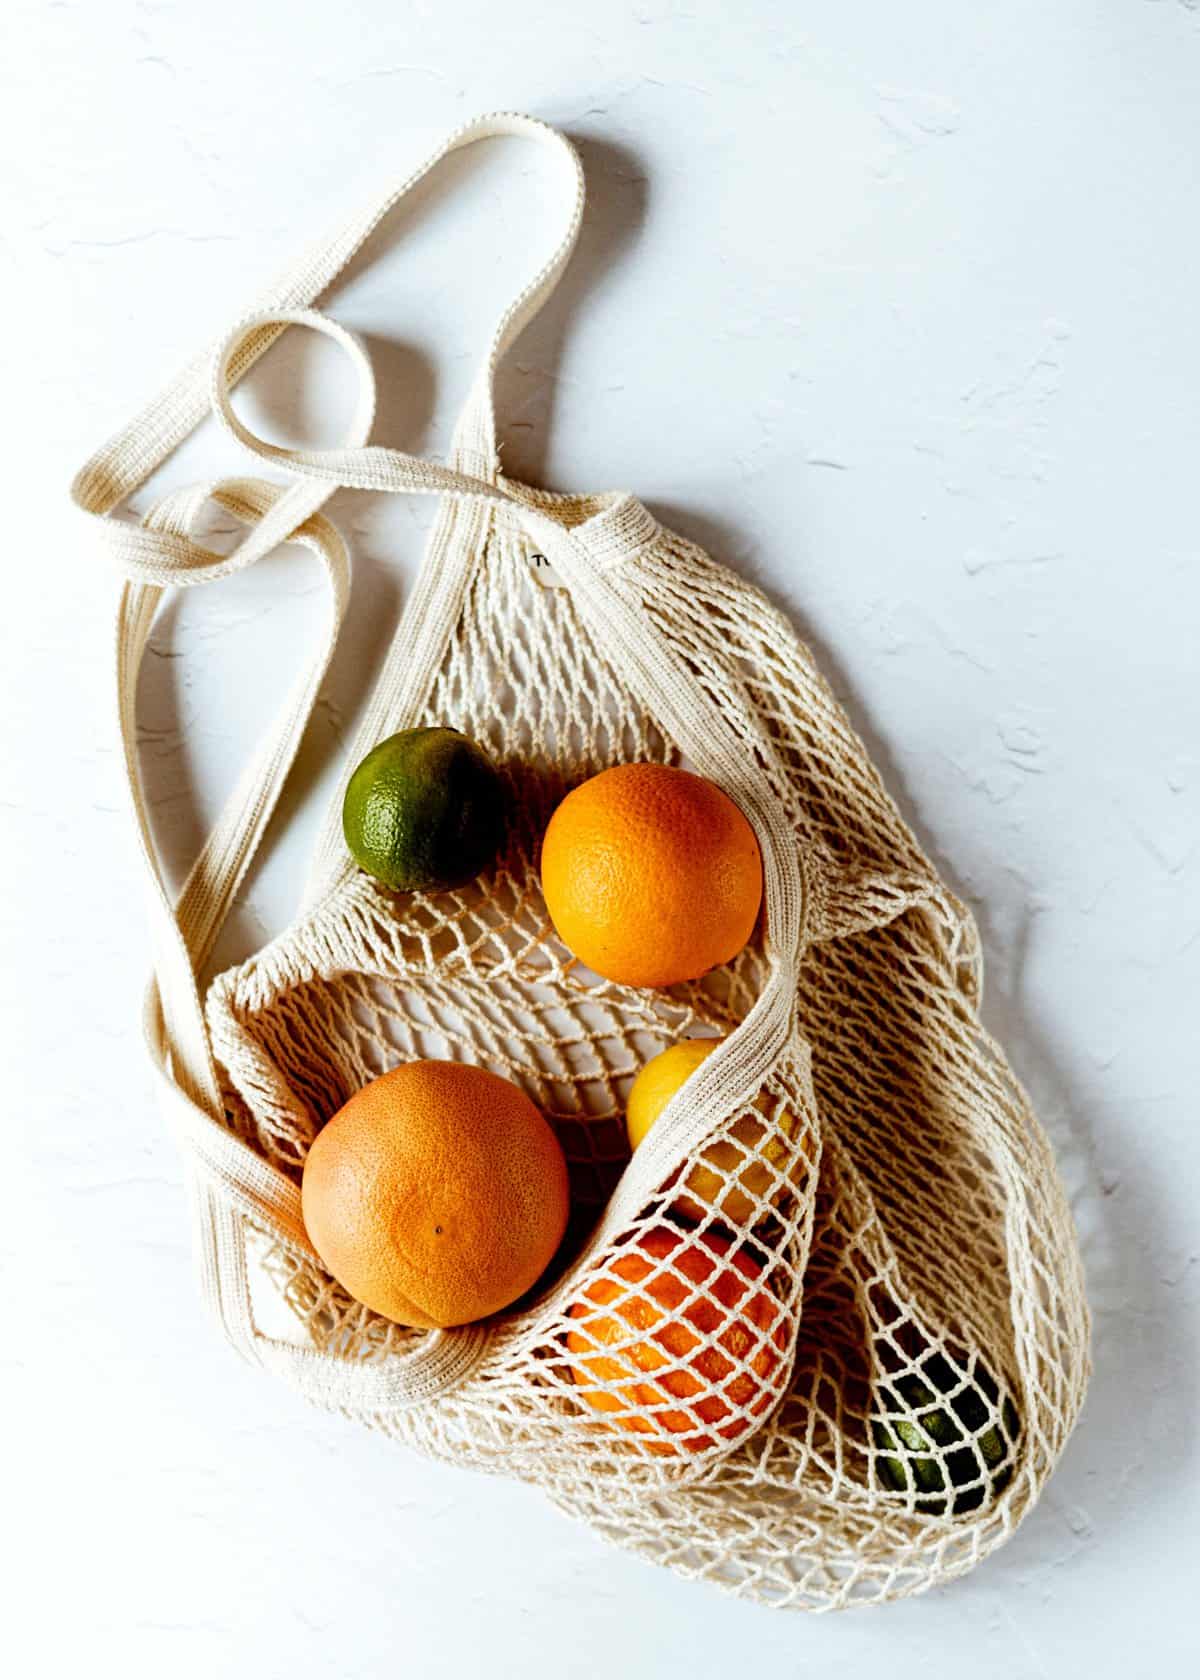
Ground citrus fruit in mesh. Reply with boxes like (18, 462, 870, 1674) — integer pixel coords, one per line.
(301, 1060, 569, 1328)
(342, 726, 505, 892)
(565, 1224, 788, 1453)
(873, 1356, 1021, 1514)
(626, 1038, 808, 1227)
(539, 763, 762, 988)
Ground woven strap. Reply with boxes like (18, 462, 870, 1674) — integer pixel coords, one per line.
(72, 114, 584, 1407)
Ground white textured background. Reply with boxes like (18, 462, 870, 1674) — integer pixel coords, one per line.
(5, 2, 1198, 1675)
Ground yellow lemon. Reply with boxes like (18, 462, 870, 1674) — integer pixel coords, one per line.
(626, 1039, 805, 1227)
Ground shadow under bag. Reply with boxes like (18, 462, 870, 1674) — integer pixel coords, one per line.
(73, 112, 1089, 1610)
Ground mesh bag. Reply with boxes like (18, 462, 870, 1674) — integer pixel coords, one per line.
(74, 113, 1089, 1610)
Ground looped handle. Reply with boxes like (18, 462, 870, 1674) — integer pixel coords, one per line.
(209, 307, 533, 518)
(118, 477, 351, 1119)
(71, 111, 583, 528)
(75, 113, 587, 1408)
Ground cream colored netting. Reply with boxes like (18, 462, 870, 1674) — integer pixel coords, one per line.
(73, 113, 1089, 1612)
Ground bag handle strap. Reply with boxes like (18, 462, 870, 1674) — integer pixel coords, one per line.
(75, 114, 585, 1406)
(116, 478, 353, 1118)
(72, 112, 583, 562)
(74, 109, 581, 499)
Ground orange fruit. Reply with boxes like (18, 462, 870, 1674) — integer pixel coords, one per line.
(301, 1060, 569, 1328)
(566, 1224, 788, 1453)
(539, 763, 762, 988)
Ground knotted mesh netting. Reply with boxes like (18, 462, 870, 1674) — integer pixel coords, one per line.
(206, 488, 1089, 1609)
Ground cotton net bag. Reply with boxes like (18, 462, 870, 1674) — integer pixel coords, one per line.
(73, 113, 1089, 1610)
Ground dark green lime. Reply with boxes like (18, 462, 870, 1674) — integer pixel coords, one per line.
(872, 1353, 1020, 1515)
(342, 726, 506, 892)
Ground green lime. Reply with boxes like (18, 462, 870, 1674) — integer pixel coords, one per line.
(342, 727, 506, 893)
(872, 1353, 1020, 1515)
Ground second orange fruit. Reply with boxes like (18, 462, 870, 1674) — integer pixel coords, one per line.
(566, 1224, 788, 1454)
(301, 1061, 569, 1328)
(539, 763, 763, 988)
